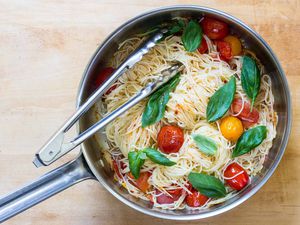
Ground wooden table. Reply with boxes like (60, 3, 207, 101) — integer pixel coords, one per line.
(0, 1, 299, 224)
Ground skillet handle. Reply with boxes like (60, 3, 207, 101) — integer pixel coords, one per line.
(0, 154, 95, 223)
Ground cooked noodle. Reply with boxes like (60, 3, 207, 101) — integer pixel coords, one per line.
(95, 33, 277, 209)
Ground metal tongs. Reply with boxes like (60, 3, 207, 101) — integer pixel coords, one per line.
(33, 29, 183, 167)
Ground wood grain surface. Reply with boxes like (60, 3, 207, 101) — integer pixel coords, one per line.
(0, 0, 299, 224)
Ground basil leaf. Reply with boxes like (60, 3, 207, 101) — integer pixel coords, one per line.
(138, 152, 147, 160)
(128, 151, 145, 179)
(192, 134, 217, 156)
(182, 20, 202, 52)
(206, 76, 236, 122)
(178, 19, 186, 28)
(241, 56, 261, 110)
(167, 19, 185, 36)
(143, 148, 176, 166)
(232, 125, 267, 157)
(188, 172, 226, 198)
(142, 73, 180, 127)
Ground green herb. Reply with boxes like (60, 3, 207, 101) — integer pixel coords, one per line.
(241, 56, 261, 110)
(182, 20, 202, 52)
(167, 19, 185, 36)
(140, 19, 185, 40)
(142, 73, 180, 127)
(188, 172, 226, 198)
(232, 125, 267, 157)
(206, 76, 236, 122)
(192, 134, 218, 156)
(128, 148, 176, 178)
(128, 151, 146, 179)
(144, 148, 176, 166)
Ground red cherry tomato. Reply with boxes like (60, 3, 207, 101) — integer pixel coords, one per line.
(157, 125, 184, 154)
(106, 84, 118, 95)
(216, 41, 232, 61)
(128, 172, 151, 193)
(112, 159, 126, 179)
(230, 98, 259, 127)
(185, 182, 193, 191)
(201, 17, 229, 40)
(95, 67, 114, 86)
(94, 67, 117, 95)
(224, 163, 249, 190)
(198, 38, 208, 54)
(185, 188, 209, 207)
(113, 160, 123, 179)
(156, 188, 183, 204)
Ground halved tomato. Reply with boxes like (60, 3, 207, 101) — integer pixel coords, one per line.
(113, 160, 123, 179)
(185, 188, 209, 207)
(230, 98, 259, 127)
(216, 41, 232, 61)
(156, 188, 183, 204)
(198, 38, 208, 54)
(128, 172, 151, 193)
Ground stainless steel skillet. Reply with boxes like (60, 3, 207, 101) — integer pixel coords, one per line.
(0, 5, 292, 222)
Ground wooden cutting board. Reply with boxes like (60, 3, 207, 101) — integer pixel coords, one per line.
(0, 1, 299, 224)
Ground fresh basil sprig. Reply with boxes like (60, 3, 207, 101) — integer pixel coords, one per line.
(138, 19, 185, 38)
(188, 172, 226, 198)
(182, 20, 203, 52)
(192, 134, 218, 156)
(232, 125, 267, 157)
(144, 148, 176, 166)
(128, 148, 176, 179)
(128, 151, 146, 179)
(142, 73, 180, 127)
(166, 19, 185, 36)
(241, 56, 261, 110)
(206, 76, 236, 122)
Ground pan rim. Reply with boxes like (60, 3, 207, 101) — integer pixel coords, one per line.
(75, 5, 292, 220)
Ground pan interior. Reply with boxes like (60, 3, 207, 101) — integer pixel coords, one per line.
(77, 6, 291, 219)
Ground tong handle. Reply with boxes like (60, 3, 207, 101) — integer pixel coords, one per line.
(33, 30, 167, 167)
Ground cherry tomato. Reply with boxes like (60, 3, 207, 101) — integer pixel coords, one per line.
(185, 188, 209, 207)
(230, 98, 259, 127)
(94, 67, 117, 95)
(201, 17, 229, 40)
(106, 84, 118, 95)
(113, 160, 122, 179)
(157, 125, 184, 154)
(216, 41, 232, 61)
(224, 163, 249, 190)
(95, 67, 114, 86)
(198, 38, 208, 54)
(128, 172, 151, 193)
(185, 182, 193, 191)
(223, 35, 242, 56)
(156, 188, 182, 204)
(220, 116, 244, 141)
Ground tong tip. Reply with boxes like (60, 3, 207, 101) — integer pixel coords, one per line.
(32, 156, 44, 168)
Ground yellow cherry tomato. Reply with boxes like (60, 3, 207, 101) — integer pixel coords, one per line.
(223, 35, 242, 56)
(220, 116, 244, 141)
